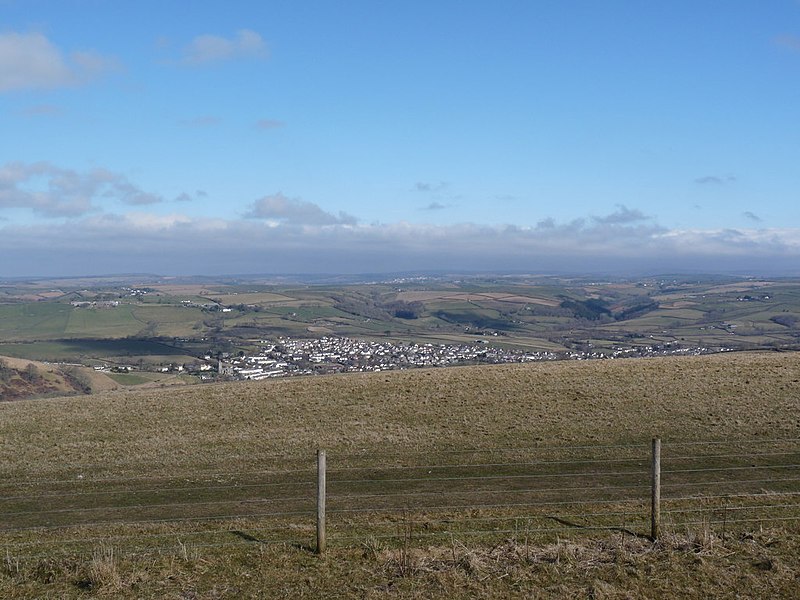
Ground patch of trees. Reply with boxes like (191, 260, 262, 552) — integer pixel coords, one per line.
(613, 300, 660, 321)
(770, 314, 798, 328)
(60, 366, 93, 394)
(510, 304, 574, 319)
(331, 295, 390, 320)
(382, 300, 424, 320)
(0, 358, 12, 383)
(559, 298, 612, 321)
(21, 363, 42, 384)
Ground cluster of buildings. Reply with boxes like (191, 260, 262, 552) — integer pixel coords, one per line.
(223, 336, 727, 381)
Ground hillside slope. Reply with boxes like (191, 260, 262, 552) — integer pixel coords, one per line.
(0, 356, 120, 402)
(1, 352, 799, 598)
(2, 351, 798, 477)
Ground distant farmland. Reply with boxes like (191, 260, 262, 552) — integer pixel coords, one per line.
(1, 275, 799, 365)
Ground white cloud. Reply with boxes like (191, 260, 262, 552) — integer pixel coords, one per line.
(245, 193, 357, 226)
(2, 209, 800, 277)
(0, 31, 118, 92)
(181, 29, 267, 65)
(0, 162, 162, 217)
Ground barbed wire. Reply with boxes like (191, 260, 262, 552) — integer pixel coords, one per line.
(2, 463, 792, 499)
(328, 497, 648, 515)
(0, 483, 316, 502)
(667, 515, 800, 526)
(661, 476, 800, 489)
(662, 491, 800, 502)
(327, 482, 650, 502)
(2, 472, 791, 507)
(327, 456, 649, 473)
(662, 464, 800, 474)
(0, 509, 316, 534)
(2, 438, 798, 552)
(662, 503, 799, 515)
(0, 471, 316, 489)
(329, 509, 649, 529)
(662, 451, 800, 462)
(1, 495, 315, 519)
(329, 469, 649, 487)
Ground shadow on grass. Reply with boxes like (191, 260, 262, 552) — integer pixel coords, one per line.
(545, 515, 651, 540)
(229, 530, 315, 553)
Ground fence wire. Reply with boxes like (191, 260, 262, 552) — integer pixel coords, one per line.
(2, 437, 798, 557)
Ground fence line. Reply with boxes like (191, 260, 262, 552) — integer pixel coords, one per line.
(661, 477, 800, 489)
(328, 469, 650, 486)
(0, 480, 318, 502)
(2, 437, 798, 557)
(328, 482, 651, 500)
(662, 464, 800, 474)
(663, 451, 799, 461)
(327, 457, 650, 472)
(0, 509, 317, 535)
(0, 470, 317, 488)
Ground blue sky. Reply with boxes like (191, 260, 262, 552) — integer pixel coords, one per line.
(2, 1, 800, 277)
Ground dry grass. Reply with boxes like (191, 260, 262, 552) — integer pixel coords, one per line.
(1, 527, 798, 598)
(1, 351, 799, 597)
(1, 351, 799, 479)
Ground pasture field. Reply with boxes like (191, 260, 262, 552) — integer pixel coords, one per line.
(64, 305, 142, 338)
(0, 303, 71, 340)
(1, 352, 798, 597)
(203, 292, 296, 304)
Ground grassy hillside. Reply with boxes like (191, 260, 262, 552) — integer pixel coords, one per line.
(2, 351, 799, 474)
(1, 352, 799, 598)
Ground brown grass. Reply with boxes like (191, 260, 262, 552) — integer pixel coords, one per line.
(2, 351, 798, 478)
(2, 526, 798, 598)
(1, 351, 799, 597)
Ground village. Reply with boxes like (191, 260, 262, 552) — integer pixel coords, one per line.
(218, 336, 727, 381)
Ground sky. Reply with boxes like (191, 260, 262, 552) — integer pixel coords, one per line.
(1, 0, 800, 278)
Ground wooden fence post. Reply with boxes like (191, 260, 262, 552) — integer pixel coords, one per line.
(651, 437, 661, 541)
(317, 449, 327, 554)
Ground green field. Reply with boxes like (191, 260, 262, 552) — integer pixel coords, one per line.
(0, 303, 71, 339)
